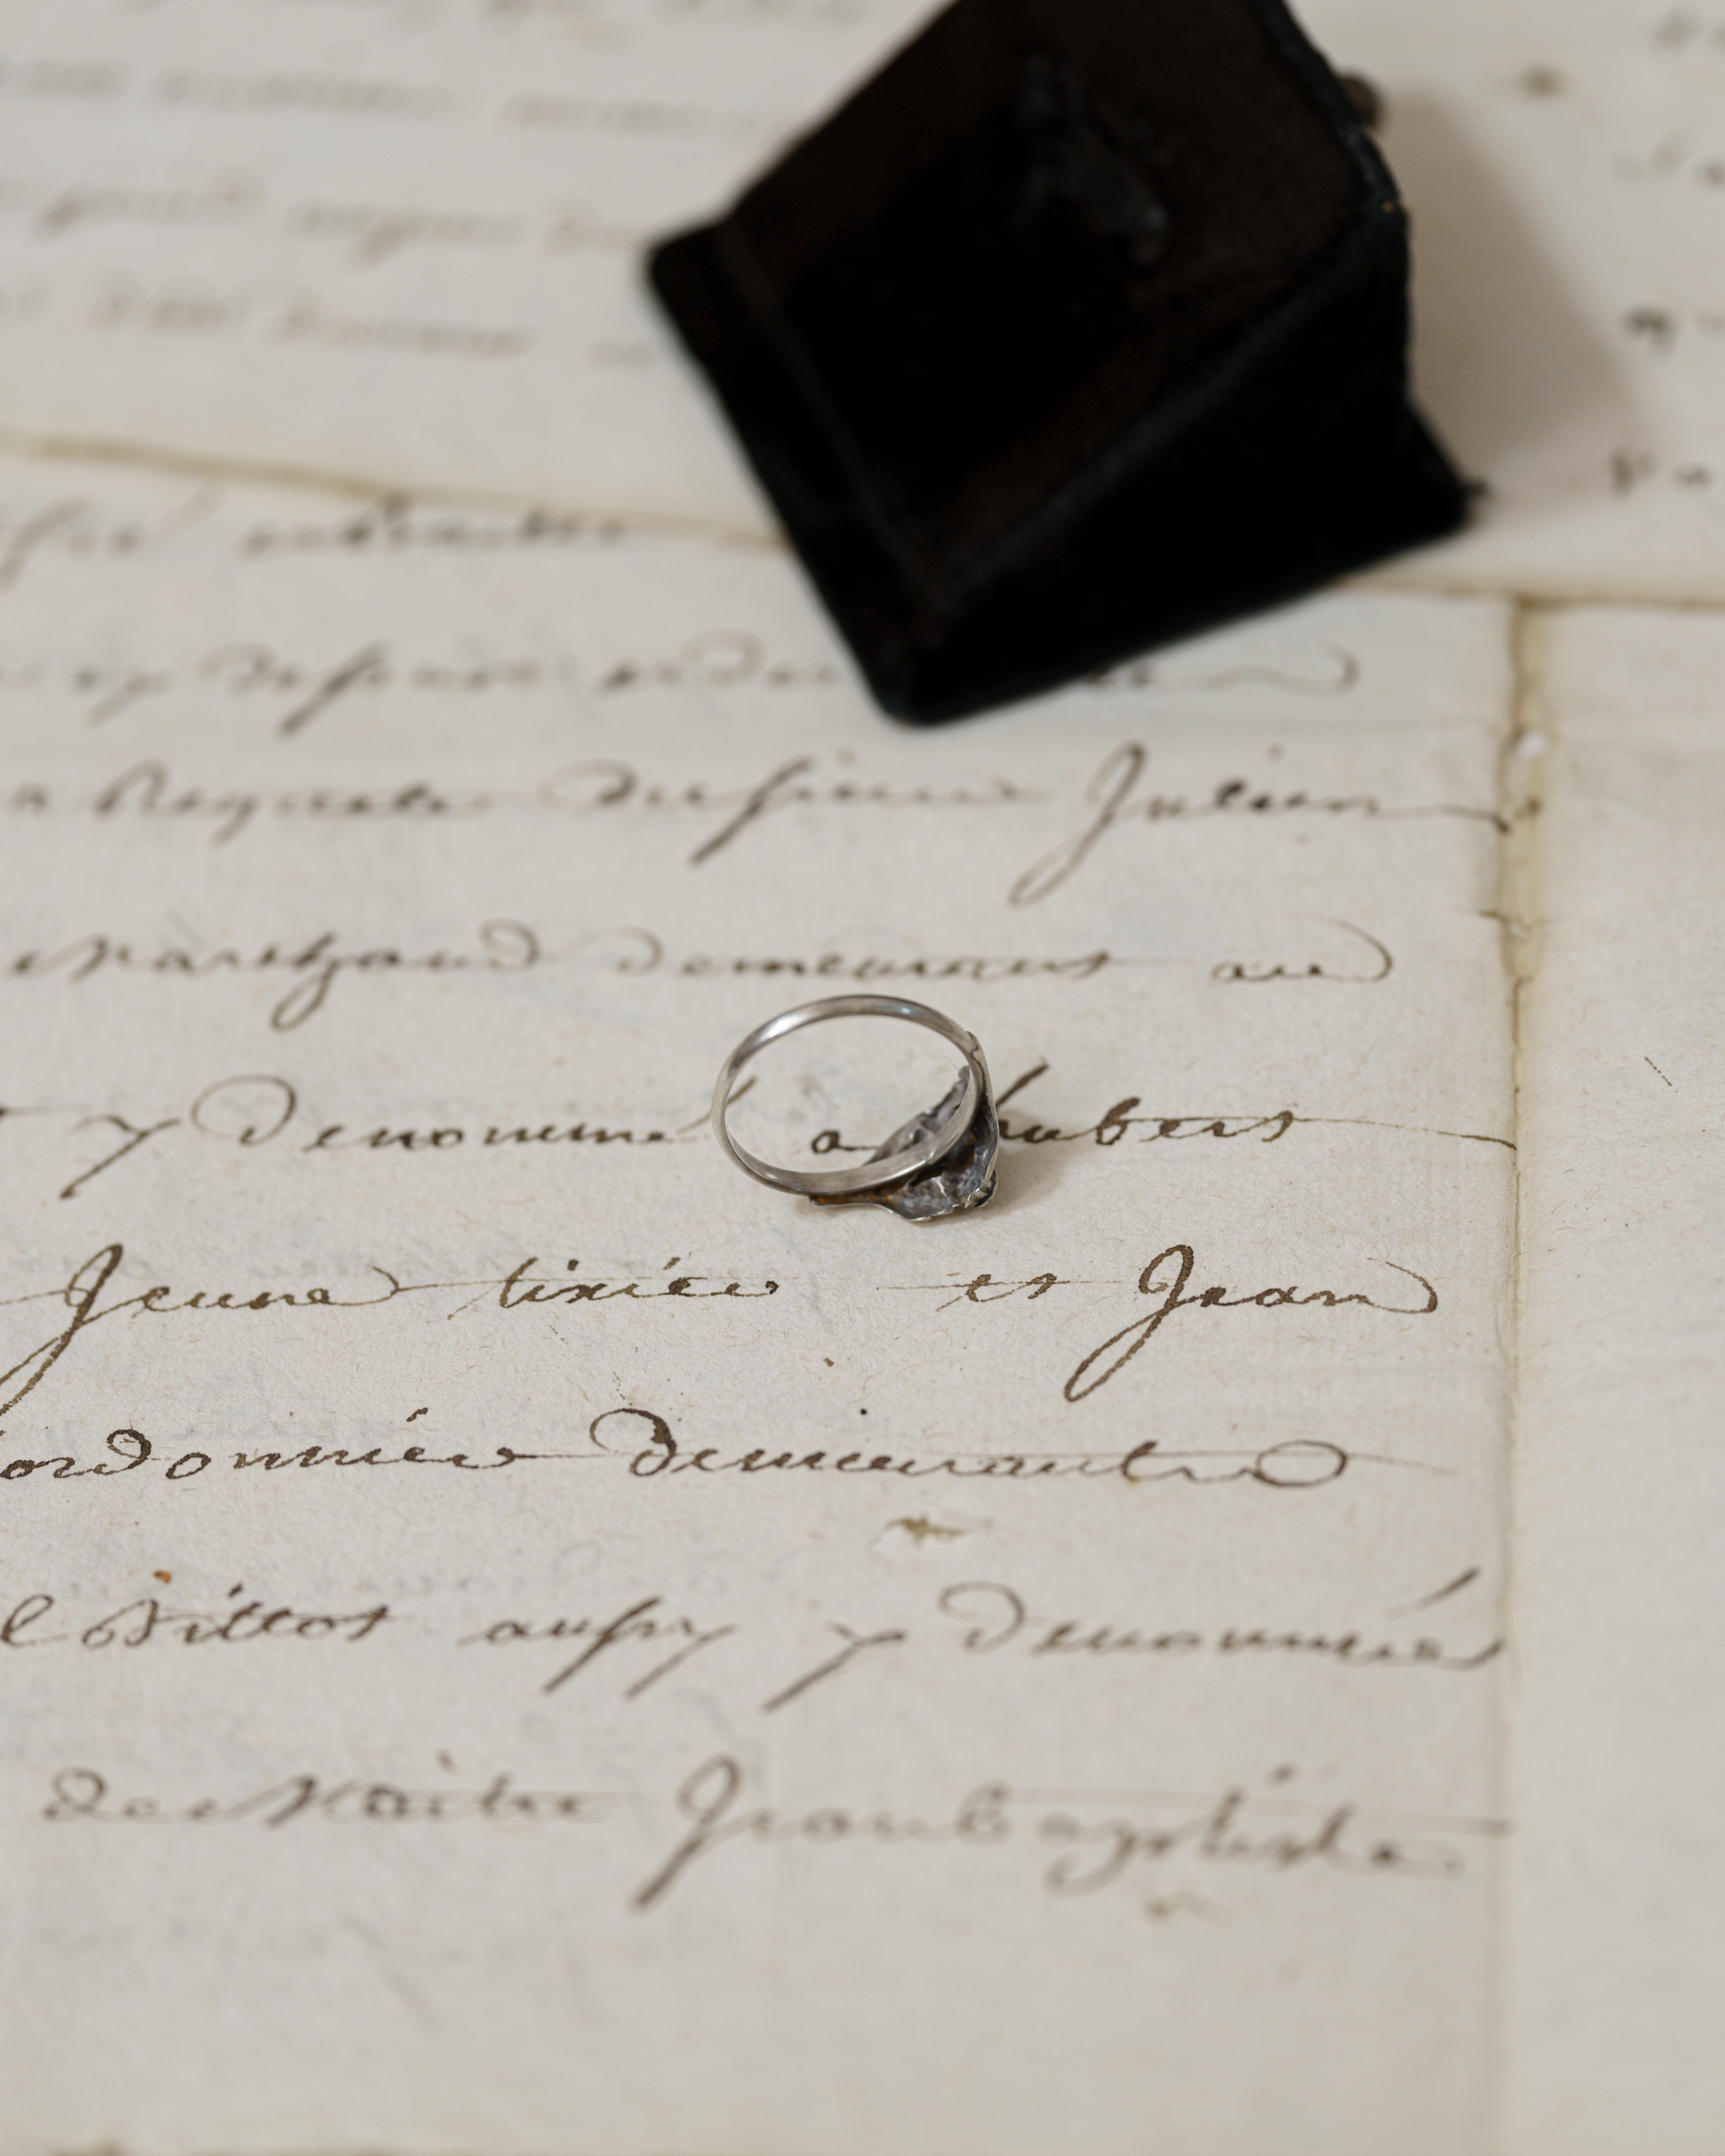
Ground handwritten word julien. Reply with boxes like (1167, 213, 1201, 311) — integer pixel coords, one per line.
(0, 492, 628, 601)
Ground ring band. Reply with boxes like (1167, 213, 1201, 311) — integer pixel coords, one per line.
(711, 995, 1000, 1220)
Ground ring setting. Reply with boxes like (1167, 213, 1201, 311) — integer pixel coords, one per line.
(711, 995, 1000, 1221)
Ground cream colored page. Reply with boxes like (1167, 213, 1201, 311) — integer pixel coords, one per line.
(1302, 0, 1725, 603)
(1502, 608, 1725, 2156)
(6, 0, 1725, 611)
(0, 456, 1516, 2156)
(0, 0, 932, 525)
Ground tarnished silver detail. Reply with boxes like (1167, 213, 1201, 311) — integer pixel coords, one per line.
(711, 995, 1000, 1222)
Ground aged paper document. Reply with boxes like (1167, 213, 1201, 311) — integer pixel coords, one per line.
(0, 458, 1517, 2154)
(4, 1, 1725, 2152)
(1, 0, 1724, 595)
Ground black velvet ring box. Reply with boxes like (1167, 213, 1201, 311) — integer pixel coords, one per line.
(649, 0, 1468, 724)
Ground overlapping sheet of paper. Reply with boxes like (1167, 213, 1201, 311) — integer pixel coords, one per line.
(0, 4, 1722, 2153)
(3, 0, 1725, 594)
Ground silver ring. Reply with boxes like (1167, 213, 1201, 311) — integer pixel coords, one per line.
(711, 995, 1000, 1220)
